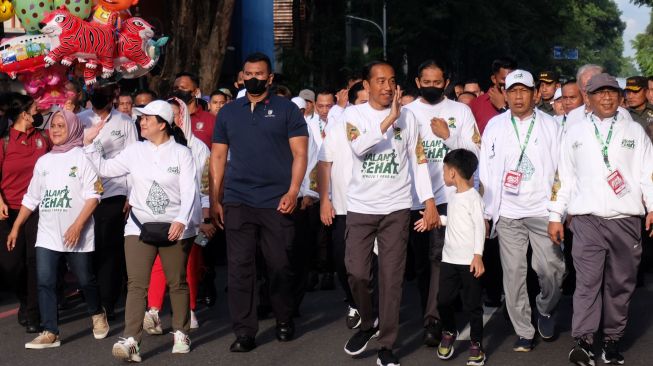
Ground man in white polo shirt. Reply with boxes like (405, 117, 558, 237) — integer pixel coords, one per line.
(549, 73, 653, 366)
(479, 69, 565, 352)
(341, 61, 437, 366)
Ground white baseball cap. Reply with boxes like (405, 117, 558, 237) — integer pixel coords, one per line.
(505, 69, 535, 89)
(134, 100, 174, 124)
(291, 96, 307, 110)
(553, 88, 562, 100)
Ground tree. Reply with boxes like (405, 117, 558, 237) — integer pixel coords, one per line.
(634, 10, 653, 75)
(150, 0, 235, 95)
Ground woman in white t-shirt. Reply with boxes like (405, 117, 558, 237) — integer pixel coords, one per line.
(83, 100, 199, 362)
(142, 97, 213, 334)
(7, 110, 107, 349)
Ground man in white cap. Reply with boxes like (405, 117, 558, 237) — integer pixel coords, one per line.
(549, 73, 653, 366)
(553, 88, 565, 117)
(479, 69, 565, 352)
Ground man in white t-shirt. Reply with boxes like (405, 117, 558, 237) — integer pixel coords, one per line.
(402, 59, 481, 347)
(317, 85, 369, 329)
(342, 61, 437, 366)
(78, 84, 138, 320)
(479, 70, 565, 352)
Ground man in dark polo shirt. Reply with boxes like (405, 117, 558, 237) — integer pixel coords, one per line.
(625, 76, 653, 139)
(172, 72, 215, 147)
(210, 52, 309, 353)
(536, 70, 560, 116)
(469, 57, 517, 134)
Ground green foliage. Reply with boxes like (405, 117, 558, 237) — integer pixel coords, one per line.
(634, 10, 653, 76)
(280, 0, 627, 90)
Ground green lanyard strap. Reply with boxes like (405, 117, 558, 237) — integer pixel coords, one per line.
(510, 112, 536, 169)
(590, 113, 617, 171)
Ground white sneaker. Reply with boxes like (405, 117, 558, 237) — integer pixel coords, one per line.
(171, 330, 191, 354)
(25, 331, 61, 349)
(190, 310, 199, 329)
(143, 309, 162, 335)
(112, 337, 141, 362)
(92, 311, 110, 339)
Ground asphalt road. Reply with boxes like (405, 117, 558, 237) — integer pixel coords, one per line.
(1, 270, 652, 366)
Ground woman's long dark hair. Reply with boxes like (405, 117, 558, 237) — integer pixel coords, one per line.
(154, 115, 187, 146)
(0, 93, 34, 137)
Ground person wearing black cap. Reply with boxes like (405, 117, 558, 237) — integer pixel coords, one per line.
(536, 71, 560, 116)
(625, 76, 653, 139)
(549, 73, 653, 366)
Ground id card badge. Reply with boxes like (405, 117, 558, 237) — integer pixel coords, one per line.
(606, 169, 630, 198)
(503, 170, 523, 195)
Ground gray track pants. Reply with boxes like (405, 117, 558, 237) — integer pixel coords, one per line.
(570, 215, 641, 343)
(496, 216, 566, 339)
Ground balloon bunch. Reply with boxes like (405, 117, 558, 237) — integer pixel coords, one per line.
(0, 0, 167, 109)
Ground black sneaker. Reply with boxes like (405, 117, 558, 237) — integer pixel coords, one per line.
(423, 320, 442, 347)
(376, 347, 400, 366)
(344, 326, 379, 356)
(569, 338, 595, 366)
(513, 336, 533, 352)
(538, 313, 555, 340)
(346, 306, 361, 329)
(601, 340, 624, 365)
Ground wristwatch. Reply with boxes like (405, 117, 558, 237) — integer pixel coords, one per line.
(203, 218, 211, 224)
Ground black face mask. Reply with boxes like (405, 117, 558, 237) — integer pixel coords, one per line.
(421, 87, 445, 104)
(244, 78, 268, 96)
(31, 113, 43, 128)
(171, 89, 194, 105)
(90, 93, 112, 110)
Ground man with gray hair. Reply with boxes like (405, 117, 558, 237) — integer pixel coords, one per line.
(567, 64, 632, 128)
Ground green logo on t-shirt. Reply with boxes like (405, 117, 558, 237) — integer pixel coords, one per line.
(41, 186, 72, 210)
(422, 139, 449, 162)
(361, 149, 399, 179)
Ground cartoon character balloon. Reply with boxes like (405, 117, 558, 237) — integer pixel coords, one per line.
(40, 7, 115, 84)
(0, 0, 15, 22)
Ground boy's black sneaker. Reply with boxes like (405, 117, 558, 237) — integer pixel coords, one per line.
(376, 347, 400, 366)
(601, 340, 624, 365)
(344, 326, 379, 356)
(569, 338, 595, 366)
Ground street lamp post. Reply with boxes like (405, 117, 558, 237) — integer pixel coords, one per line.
(346, 0, 387, 60)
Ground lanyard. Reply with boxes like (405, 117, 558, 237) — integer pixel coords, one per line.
(510, 112, 536, 169)
(590, 113, 617, 171)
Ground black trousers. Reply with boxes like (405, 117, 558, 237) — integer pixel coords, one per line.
(289, 198, 310, 311)
(481, 233, 503, 303)
(438, 262, 483, 343)
(92, 195, 126, 313)
(0, 208, 39, 323)
(224, 203, 295, 337)
(407, 204, 447, 325)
